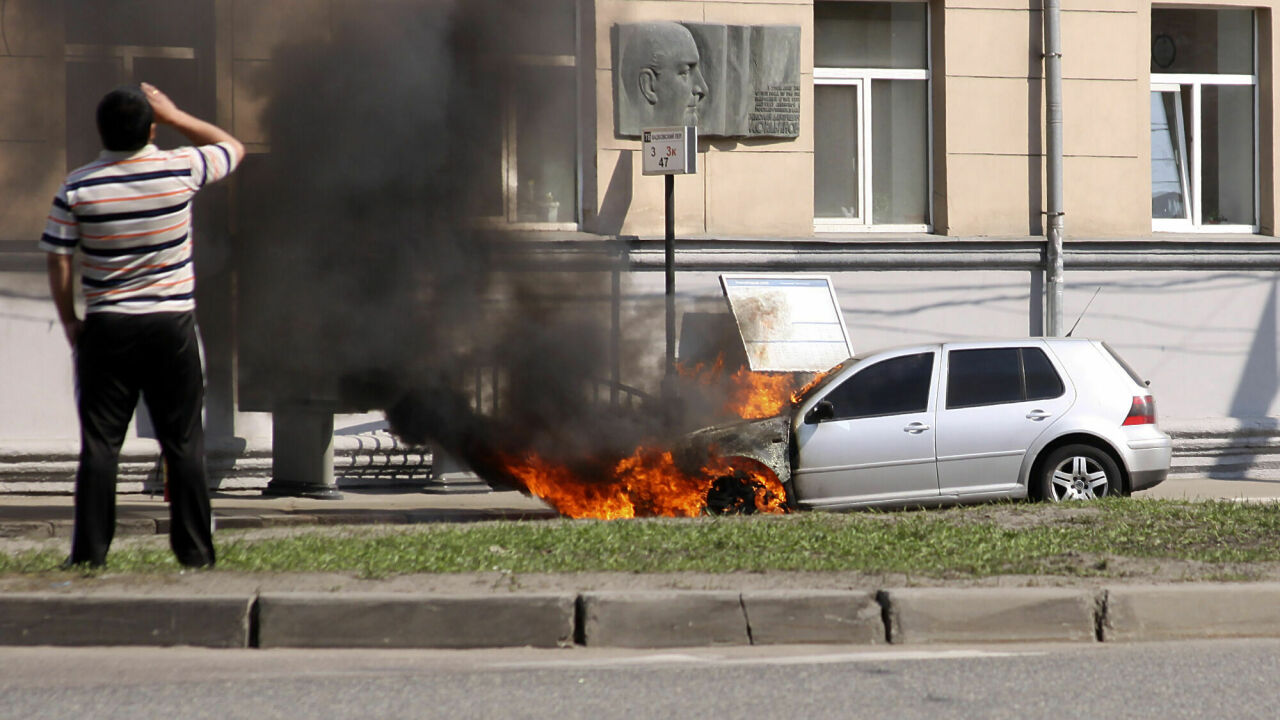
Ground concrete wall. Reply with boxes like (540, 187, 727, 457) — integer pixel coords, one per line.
(0, 0, 1278, 490)
(1, 2, 72, 444)
(0, 0, 66, 245)
(0, 273, 75, 441)
(8, 0, 1277, 240)
(939, 1, 1148, 237)
(590, 0, 1280, 239)
(626, 266, 1280, 421)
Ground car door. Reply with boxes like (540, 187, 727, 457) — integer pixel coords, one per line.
(934, 344, 1074, 494)
(792, 350, 940, 508)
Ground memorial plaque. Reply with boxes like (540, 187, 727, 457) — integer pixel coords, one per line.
(615, 22, 801, 139)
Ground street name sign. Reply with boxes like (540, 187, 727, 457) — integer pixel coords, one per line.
(642, 126, 697, 175)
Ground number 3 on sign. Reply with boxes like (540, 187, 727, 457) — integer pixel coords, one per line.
(649, 144, 674, 167)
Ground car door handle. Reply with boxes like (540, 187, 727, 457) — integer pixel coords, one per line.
(1026, 410, 1052, 421)
(904, 422, 931, 434)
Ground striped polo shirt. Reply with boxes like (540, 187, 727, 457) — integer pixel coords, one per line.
(40, 142, 240, 315)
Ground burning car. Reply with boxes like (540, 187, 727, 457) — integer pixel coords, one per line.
(682, 337, 1172, 511)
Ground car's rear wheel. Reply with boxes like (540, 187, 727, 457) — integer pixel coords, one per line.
(1037, 444, 1122, 501)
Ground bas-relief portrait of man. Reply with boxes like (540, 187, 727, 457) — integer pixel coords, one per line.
(617, 21, 709, 129)
(615, 21, 801, 139)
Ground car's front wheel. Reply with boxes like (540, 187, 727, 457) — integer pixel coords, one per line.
(1037, 444, 1122, 501)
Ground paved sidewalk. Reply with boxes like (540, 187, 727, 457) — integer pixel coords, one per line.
(0, 488, 559, 539)
(1139, 475, 1280, 501)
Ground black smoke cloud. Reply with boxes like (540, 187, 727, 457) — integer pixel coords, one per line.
(234, 0, 731, 483)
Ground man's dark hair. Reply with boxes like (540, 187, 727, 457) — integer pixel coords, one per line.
(96, 85, 154, 152)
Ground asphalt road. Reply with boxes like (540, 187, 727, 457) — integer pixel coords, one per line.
(2, 639, 1279, 719)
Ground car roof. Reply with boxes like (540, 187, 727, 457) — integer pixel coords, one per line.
(853, 337, 1096, 360)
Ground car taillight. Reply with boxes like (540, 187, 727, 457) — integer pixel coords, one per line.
(1122, 395, 1156, 426)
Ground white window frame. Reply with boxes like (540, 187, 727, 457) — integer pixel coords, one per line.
(1149, 17, 1258, 233)
(1150, 83, 1192, 227)
(813, 10, 932, 234)
(813, 74, 867, 226)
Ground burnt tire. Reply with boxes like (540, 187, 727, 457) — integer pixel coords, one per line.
(1036, 444, 1122, 502)
(704, 458, 789, 515)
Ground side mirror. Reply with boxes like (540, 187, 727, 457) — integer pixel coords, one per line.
(804, 400, 835, 425)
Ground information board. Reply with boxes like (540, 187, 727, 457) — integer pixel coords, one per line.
(719, 274, 854, 372)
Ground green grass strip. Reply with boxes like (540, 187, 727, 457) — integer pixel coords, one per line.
(6, 498, 1280, 579)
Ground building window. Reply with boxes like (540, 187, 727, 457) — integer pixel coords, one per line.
(1150, 9, 1256, 233)
(475, 0, 580, 229)
(813, 1, 930, 233)
(62, 0, 215, 170)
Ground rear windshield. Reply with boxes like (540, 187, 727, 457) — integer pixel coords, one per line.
(1101, 342, 1147, 387)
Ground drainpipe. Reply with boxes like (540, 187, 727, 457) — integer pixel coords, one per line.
(1044, 0, 1065, 336)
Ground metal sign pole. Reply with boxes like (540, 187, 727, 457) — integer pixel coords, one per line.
(664, 174, 676, 412)
(642, 126, 696, 425)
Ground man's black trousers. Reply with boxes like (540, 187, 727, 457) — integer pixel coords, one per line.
(71, 311, 215, 568)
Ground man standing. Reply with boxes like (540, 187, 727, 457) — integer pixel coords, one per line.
(41, 83, 244, 568)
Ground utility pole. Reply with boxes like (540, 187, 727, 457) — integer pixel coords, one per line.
(1044, 0, 1065, 336)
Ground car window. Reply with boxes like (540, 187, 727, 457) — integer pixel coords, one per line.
(1023, 347, 1065, 400)
(946, 348, 1023, 408)
(824, 352, 934, 420)
(794, 355, 861, 403)
(946, 346, 1065, 409)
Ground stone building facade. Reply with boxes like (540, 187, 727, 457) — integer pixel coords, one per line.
(1, 0, 1277, 491)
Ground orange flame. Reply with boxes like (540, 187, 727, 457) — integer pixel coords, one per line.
(502, 448, 787, 519)
(791, 369, 831, 404)
(498, 354, 809, 519)
(677, 355, 806, 420)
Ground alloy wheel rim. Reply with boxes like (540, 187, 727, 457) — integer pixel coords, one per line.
(1050, 455, 1110, 501)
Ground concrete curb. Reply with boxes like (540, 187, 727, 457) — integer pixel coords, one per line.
(257, 593, 576, 649)
(742, 590, 884, 645)
(0, 594, 252, 647)
(6, 584, 1280, 649)
(882, 587, 1100, 644)
(1103, 583, 1280, 641)
(580, 591, 750, 647)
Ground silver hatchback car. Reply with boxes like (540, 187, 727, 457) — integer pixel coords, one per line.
(692, 338, 1172, 511)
